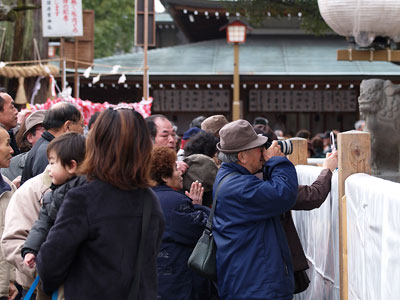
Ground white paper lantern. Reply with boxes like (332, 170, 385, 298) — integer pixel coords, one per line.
(318, 0, 400, 47)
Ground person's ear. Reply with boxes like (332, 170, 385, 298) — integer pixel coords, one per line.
(237, 151, 246, 164)
(63, 120, 72, 132)
(26, 133, 34, 144)
(66, 160, 78, 175)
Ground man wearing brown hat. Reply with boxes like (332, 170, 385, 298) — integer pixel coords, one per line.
(2, 110, 46, 181)
(212, 119, 298, 300)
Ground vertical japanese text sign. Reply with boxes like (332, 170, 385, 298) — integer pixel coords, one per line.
(135, 0, 156, 46)
(42, 0, 83, 37)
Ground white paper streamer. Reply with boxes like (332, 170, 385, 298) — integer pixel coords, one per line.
(118, 73, 126, 84)
(111, 65, 120, 74)
(84, 66, 92, 78)
(92, 74, 100, 84)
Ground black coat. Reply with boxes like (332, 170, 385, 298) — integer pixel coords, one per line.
(21, 131, 55, 184)
(9, 129, 20, 157)
(152, 185, 211, 300)
(36, 179, 165, 300)
(22, 176, 87, 257)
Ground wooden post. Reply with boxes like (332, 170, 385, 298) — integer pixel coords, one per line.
(287, 137, 307, 166)
(337, 130, 371, 300)
(74, 38, 79, 99)
(232, 42, 240, 121)
(60, 37, 66, 91)
(143, 0, 149, 100)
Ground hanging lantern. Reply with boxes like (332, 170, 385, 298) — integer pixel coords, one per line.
(220, 19, 249, 44)
(318, 0, 400, 47)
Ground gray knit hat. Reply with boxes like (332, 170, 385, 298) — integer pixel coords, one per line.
(201, 115, 228, 136)
(183, 154, 218, 192)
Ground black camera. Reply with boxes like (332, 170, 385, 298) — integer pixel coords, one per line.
(264, 139, 293, 155)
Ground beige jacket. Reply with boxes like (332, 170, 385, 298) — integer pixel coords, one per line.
(0, 175, 16, 298)
(1, 170, 51, 293)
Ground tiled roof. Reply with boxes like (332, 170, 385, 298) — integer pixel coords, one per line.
(155, 12, 173, 23)
(89, 36, 400, 76)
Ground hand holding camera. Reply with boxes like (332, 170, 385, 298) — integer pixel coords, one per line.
(262, 140, 284, 161)
(264, 139, 293, 155)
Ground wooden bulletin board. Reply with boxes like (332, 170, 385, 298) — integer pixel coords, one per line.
(65, 10, 95, 68)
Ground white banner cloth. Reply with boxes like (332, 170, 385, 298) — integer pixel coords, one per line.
(346, 173, 400, 300)
(293, 165, 340, 300)
(42, 0, 83, 37)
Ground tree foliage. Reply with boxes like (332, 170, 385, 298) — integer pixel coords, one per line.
(223, 0, 330, 35)
(83, 0, 135, 58)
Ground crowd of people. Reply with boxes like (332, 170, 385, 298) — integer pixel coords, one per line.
(0, 91, 343, 300)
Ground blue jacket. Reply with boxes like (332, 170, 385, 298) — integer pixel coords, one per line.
(213, 157, 298, 300)
(152, 185, 211, 300)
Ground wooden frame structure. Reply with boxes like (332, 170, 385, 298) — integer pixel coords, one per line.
(289, 131, 371, 300)
(337, 131, 371, 300)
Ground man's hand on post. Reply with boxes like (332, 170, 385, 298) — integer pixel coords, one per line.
(323, 150, 338, 172)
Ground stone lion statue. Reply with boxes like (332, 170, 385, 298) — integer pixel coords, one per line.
(359, 79, 400, 175)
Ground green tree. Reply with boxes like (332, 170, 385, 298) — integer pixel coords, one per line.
(223, 0, 330, 35)
(0, 0, 49, 102)
(83, 0, 135, 58)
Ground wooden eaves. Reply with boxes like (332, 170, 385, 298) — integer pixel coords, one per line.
(338, 48, 400, 62)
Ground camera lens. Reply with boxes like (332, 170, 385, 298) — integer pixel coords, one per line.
(278, 140, 293, 155)
(264, 140, 293, 155)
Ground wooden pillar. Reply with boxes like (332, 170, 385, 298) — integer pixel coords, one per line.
(287, 137, 307, 166)
(337, 130, 371, 300)
(60, 37, 66, 91)
(232, 42, 240, 121)
(74, 38, 79, 99)
(143, 0, 149, 100)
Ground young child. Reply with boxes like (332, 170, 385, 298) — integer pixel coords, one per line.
(22, 132, 87, 268)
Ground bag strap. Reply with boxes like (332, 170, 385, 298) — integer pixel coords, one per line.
(127, 188, 153, 300)
(205, 172, 237, 232)
(52, 289, 58, 300)
(23, 275, 40, 300)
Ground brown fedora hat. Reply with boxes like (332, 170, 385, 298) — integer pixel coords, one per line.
(217, 119, 268, 153)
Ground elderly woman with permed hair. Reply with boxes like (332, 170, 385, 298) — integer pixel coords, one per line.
(36, 108, 165, 300)
(150, 147, 213, 300)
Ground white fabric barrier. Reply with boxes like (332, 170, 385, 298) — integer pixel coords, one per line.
(346, 174, 400, 300)
(307, 158, 325, 166)
(293, 165, 340, 300)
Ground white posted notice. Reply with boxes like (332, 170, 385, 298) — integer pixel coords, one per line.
(42, 0, 83, 37)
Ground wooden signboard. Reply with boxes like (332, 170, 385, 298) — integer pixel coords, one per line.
(64, 10, 94, 69)
(135, 0, 156, 46)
